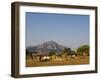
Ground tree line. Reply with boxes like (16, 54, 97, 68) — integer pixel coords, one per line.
(26, 45, 89, 56)
(49, 45, 89, 56)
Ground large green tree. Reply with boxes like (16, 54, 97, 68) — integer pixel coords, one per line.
(77, 45, 89, 56)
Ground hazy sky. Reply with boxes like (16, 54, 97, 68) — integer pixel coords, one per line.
(25, 12, 89, 50)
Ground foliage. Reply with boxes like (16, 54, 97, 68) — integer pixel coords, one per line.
(49, 51, 56, 56)
(63, 48, 73, 55)
(77, 45, 89, 55)
(63, 48, 70, 53)
(26, 49, 29, 56)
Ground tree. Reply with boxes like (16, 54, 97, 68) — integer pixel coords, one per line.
(63, 48, 72, 55)
(77, 45, 89, 56)
(26, 49, 33, 59)
(26, 49, 29, 56)
(49, 51, 56, 56)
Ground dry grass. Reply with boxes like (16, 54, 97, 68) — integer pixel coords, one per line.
(26, 56, 89, 67)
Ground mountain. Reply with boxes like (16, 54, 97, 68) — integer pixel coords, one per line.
(26, 41, 67, 54)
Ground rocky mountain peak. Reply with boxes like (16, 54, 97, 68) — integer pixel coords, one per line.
(27, 41, 66, 53)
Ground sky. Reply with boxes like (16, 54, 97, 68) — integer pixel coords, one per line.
(25, 12, 89, 50)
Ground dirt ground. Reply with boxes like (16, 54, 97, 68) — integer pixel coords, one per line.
(26, 56, 89, 67)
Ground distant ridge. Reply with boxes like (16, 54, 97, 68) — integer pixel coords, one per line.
(26, 41, 68, 54)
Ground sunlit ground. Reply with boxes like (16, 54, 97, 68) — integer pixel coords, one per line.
(26, 56, 89, 67)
